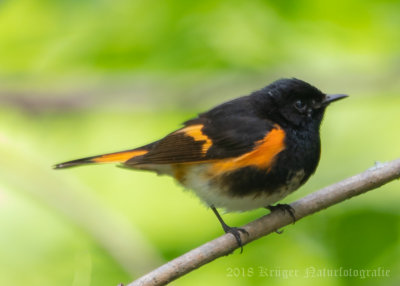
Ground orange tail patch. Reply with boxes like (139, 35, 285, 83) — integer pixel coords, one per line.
(54, 149, 149, 169)
(92, 150, 148, 163)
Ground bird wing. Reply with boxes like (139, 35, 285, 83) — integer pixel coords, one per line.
(125, 116, 285, 169)
(54, 115, 286, 171)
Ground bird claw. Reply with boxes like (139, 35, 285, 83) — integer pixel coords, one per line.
(222, 226, 249, 253)
(267, 204, 296, 223)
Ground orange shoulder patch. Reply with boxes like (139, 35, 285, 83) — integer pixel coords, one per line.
(211, 125, 285, 173)
(176, 124, 212, 154)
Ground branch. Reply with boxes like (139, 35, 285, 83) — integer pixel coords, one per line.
(127, 158, 400, 286)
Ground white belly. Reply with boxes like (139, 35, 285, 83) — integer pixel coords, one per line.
(180, 164, 305, 212)
(134, 163, 305, 212)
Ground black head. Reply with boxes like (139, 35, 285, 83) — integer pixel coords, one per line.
(253, 78, 347, 129)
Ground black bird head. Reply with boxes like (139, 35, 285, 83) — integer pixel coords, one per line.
(253, 78, 347, 129)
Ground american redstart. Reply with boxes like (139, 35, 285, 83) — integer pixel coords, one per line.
(55, 78, 347, 250)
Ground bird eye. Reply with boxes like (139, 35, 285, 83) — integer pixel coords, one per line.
(294, 100, 307, 112)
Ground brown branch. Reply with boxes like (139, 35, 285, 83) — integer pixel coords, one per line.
(127, 158, 400, 286)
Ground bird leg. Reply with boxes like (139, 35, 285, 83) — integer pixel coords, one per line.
(211, 206, 249, 253)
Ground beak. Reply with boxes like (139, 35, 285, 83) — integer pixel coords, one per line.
(323, 94, 348, 106)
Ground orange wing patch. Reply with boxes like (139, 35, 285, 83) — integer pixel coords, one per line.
(176, 124, 212, 154)
(211, 126, 285, 174)
(92, 150, 148, 163)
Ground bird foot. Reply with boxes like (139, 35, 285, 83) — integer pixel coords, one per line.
(222, 225, 249, 253)
(266, 203, 296, 223)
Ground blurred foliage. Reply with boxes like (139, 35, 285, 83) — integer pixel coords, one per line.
(0, 0, 399, 286)
(0, 0, 400, 79)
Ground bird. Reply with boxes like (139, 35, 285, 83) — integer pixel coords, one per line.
(54, 78, 347, 251)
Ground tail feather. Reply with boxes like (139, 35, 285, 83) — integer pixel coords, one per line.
(54, 149, 149, 169)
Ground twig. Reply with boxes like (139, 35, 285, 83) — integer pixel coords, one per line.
(127, 158, 400, 286)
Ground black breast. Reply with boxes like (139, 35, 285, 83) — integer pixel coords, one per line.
(219, 127, 321, 198)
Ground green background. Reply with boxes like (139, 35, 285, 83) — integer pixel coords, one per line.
(0, 0, 399, 285)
